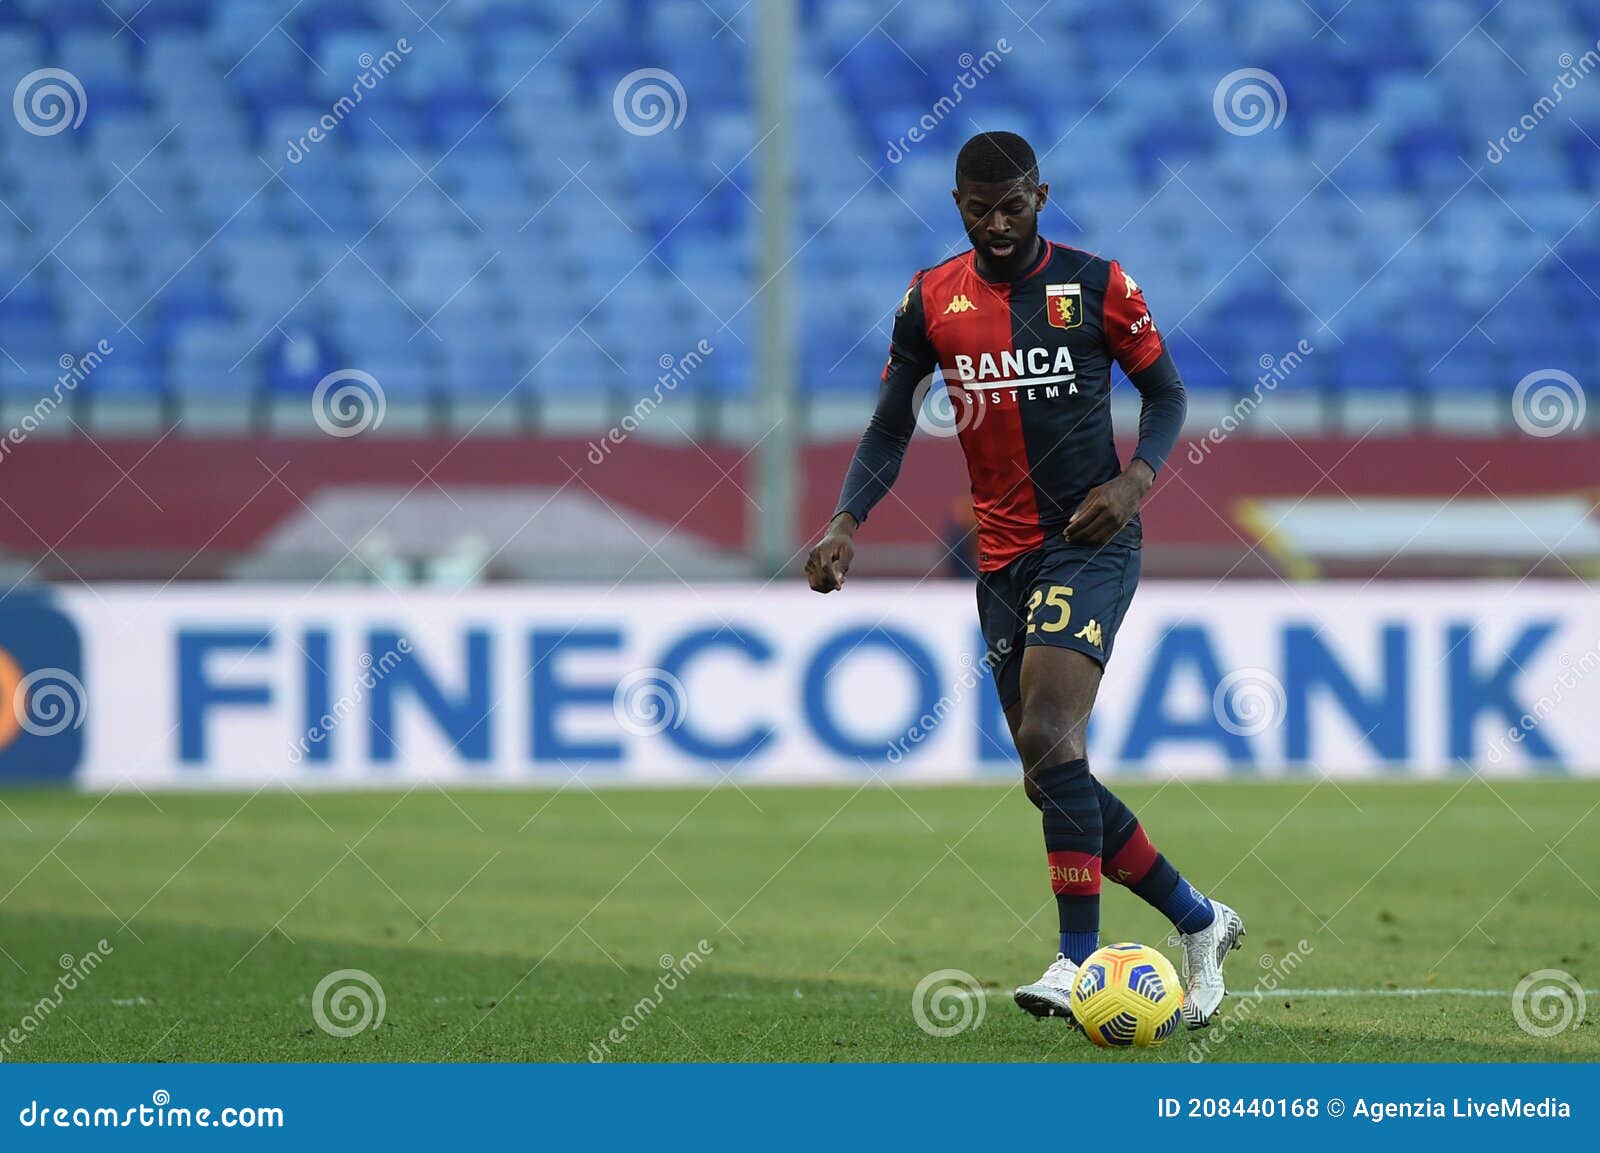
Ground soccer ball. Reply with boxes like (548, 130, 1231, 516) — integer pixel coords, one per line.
(1069, 942, 1185, 1048)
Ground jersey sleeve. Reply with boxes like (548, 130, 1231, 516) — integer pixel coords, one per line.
(831, 273, 938, 526)
(1101, 261, 1186, 476)
(1101, 260, 1165, 375)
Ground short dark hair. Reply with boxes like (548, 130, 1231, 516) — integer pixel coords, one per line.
(955, 131, 1039, 186)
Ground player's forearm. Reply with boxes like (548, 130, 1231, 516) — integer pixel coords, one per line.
(832, 416, 912, 527)
(1127, 348, 1187, 477)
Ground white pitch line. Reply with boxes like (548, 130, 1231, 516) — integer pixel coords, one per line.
(86, 987, 1598, 1009)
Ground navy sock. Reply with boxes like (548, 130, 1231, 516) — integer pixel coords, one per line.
(1033, 759, 1101, 964)
(1156, 875, 1215, 934)
(1059, 931, 1098, 963)
(1094, 778, 1215, 934)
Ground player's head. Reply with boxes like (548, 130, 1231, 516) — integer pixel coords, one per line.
(953, 131, 1049, 276)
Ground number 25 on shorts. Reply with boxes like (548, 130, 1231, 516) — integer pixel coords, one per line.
(1025, 585, 1073, 633)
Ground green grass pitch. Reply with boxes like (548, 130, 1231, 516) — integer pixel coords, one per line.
(0, 779, 1596, 1062)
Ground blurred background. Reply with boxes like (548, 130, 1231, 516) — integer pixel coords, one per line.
(0, 0, 1594, 584)
(0, 0, 1594, 785)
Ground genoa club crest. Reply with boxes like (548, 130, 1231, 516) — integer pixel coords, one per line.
(1046, 282, 1082, 329)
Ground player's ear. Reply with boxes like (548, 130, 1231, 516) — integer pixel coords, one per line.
(950, 186, 961, 209)
(1034, 182, 1049, 210)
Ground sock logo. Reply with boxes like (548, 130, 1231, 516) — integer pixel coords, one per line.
(1050, 864, 1096, 885)
(1047, 851, 1102, 894)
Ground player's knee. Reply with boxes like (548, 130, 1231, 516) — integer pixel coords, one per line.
(1015, 715, 1084, 773)
(1022, 773, 1045, 810)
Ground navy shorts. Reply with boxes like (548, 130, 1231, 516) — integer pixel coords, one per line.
(976, 524, 1142, 711)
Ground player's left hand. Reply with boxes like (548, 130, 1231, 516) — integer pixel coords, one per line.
(1064, 462, 1153, 545)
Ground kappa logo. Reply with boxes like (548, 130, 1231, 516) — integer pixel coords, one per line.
(943, 294, 977, 315)
(1123, 268, 1139, 297)
(1075, 619, 1103, 649)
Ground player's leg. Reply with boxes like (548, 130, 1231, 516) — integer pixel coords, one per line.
(1019, 729, 1224, 941)
(1098, 780, 1212, 932)
(1009, 644, 1105, 1020)
(1013, 644, 1105, 963)
(1096, 778, 1244, 1025)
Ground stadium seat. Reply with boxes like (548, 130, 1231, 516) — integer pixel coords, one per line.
(0, 0, 1580, 430)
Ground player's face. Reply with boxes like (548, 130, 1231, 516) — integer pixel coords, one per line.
(953, 176, 1049, 277)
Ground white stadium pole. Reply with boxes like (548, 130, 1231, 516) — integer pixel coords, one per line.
(754, 0, 798, 577)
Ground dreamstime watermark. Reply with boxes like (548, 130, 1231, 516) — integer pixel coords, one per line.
(912, 370, 987, 440)
(1487, 43, 1600, 163)
(1212, 667, 1287, 737)
(1511, 368, 1585, 437)
(13, 68, 86, 136)
(586, 339, 713, 464)
(0, 340, 112, 464)
(8, 667, 88, 738)
(911, 968, 986, 1037)
(0, 940, 114, 1061)
(887, 640, 1010, 764)
(612, 68, 686, 136)
(1188, 938, 1313, 1061)
(1212, 68, 1286, 136)
(884, 40, 1012, 163)
(587, 940, 714, 1060)
(1186, 339, 1313, 464)
(311, 969, 385, 1037)
(613, 667, 688, 736)
(18, 1091, 284, 1130)
(287, 639, 413, 764)
(1485, 640, 1600, 765)
(286, 38, 412, 163)
(1512, 968, 1587, 1037)
(312, 368, 386, 436)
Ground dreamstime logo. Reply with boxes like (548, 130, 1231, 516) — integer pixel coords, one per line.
(587, 339, 713, 464)
(1512, 968, 1586, 1037)
(613, 668, 688, 736)
(0, 939, 113, 1062)
(912, 372, 985, 439)
(311, 369, 386, 437)
(612, 68, 686, 136)
(12, 667, 87, 737)
(0, 339, 112, 465)
(1212, 668, 1287, 737)
(13, 68, 86, 136)
(1212, 68, 1286, 136)
(285, 38, 412, 163)
(911, 968, 986, 1037)
(887, 642, 1010, 764)
(311, 969, 385, 1037)
(1511, 368, 1585, 437)
(1186, 339, 1313, 464)
(884, 40, 1012, 163)
(1487, 42, 1600, 163)
(1188, 938, 1313, 1062)
(1486, 641, 1600, 765)
(587, 940, 714, 1061)
(288, 640, 412, 764)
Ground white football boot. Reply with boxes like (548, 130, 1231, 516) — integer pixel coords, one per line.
(1174, 898, 1245, 1028)
(1013, 953, 1080, 1023)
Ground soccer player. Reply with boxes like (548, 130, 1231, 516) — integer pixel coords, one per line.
(804, 131, 1244, 1027)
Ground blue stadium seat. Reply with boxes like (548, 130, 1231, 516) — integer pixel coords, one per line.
(0, 0, 1580, 424)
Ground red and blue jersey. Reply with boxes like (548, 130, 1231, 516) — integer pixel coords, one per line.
(835, 239, 1185, 572)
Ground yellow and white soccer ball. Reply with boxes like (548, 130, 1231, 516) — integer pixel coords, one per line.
(1069, 942, 1185, 1048)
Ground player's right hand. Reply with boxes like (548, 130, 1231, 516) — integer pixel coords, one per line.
(805, 525, 856, 593)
